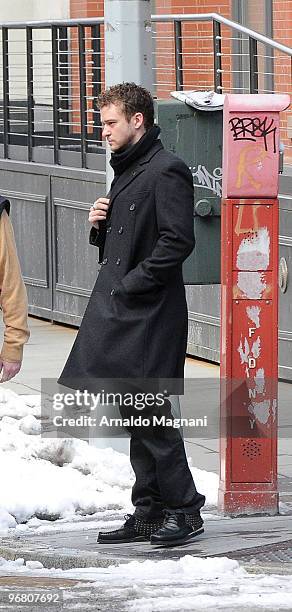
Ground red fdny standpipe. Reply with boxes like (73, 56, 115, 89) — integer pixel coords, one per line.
(219, 94, 290, 515)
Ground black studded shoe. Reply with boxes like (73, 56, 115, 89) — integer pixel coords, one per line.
(150, 511, 204, 547)
(97, 514, 164, 544)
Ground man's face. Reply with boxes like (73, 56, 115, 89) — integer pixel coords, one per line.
(100, 103, 144, 152)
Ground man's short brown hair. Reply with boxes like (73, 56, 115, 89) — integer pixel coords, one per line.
(97, 82, 154, 131)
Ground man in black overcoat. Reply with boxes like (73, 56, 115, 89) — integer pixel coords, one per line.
(58, 83, 205, 546)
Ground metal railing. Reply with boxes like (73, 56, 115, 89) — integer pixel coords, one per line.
(151, 13, 292, 92)
(0, 20, 104, 168)
(0, 12, 291, 169)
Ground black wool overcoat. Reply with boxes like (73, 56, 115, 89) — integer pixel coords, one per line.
(58, 139, 195, 389)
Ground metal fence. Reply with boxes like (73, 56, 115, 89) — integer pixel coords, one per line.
(0, 21, 104, 170)
(0, 12, 291, 168)
(151, 13, 292, 161)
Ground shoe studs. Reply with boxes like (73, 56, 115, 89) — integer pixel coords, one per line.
(134, 517, 164, 537)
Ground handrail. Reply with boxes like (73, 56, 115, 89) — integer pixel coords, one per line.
(0, 17, 104, 28)
(151, 13, 292, 57)
(0, 12, 291, 57)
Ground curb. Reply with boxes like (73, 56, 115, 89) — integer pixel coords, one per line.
(2, 542, 292, 576)
(0, 544, 126, 570)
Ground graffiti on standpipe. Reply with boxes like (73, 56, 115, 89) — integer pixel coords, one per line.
(228, 116, 277, 153)
(190, 164, 222, 197)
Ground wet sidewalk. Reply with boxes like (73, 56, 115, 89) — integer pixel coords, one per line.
(1, 512, 292, 574)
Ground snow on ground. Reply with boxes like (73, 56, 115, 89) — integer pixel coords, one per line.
(0, 389, 41, 418)
(0, 390, 219, 535)
(0, 555, 291, 610)
(1, 390, 292, 610)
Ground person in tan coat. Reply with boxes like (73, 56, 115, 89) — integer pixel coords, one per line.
(0, 197, 29, 382)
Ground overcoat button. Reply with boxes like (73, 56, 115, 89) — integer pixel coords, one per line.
(132, 170, 137, 176)
(102, 257, 108, 265)
(129, 203, 136, 211)
(106, 226, 112, 233)
(116, 258, 121, 265)
(118, 226, 123, 234)
(110, 288, 115, 296)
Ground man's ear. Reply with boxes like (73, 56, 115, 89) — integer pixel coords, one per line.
(133, 112, 144, 129)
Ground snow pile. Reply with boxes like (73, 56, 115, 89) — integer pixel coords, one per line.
(0, 555, 292, 610)
(0, 389, 219, 533)
(0, 508, 17, 530)
(188, 464, 218, 507)
(0, 389, 40, 418)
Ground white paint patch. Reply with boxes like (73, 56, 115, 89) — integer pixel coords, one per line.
(272, 399, 277, 422)
(249, 400, 271, 425)
(252, 337, 261, 359)
(236, 227, 270, 271)
(238, 336, 250, 364)
(237, 272, 267, 299)
(255, 368, 265, 394)
(246, 305, 261, 328)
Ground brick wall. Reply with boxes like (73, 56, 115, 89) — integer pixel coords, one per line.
(154, 0, 232, 97)
(273, 0, 292, 46)
(70, 0, 103, 17)
(273, 0, 292, 158)
(69, 1, 104, 136)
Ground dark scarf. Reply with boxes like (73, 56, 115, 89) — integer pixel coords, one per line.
(110, 124, 161, 178)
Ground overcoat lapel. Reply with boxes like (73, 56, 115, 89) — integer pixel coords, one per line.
(109, 140, 163, 206)
(109, 165, 146, 206)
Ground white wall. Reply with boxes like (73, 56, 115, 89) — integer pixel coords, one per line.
(0, 0, 70, 108)
(0, 0, 34, 23)
(32, 0, 70, 21)
(0, 0, 69, 23)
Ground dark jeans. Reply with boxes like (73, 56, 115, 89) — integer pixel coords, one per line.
(119, 397, 206, 520)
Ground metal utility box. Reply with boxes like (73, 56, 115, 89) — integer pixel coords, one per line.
(155, 98, 223, 284)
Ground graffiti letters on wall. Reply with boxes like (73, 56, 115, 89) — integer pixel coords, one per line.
(226, 112, 279, 197)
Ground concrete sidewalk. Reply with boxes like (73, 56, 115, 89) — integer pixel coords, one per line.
(0, 513, 292, 574)
(0, 315, 292, 577)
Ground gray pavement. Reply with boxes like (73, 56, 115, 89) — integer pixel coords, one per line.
(0, 315, 292, 583)
(1, 513, 292, 571)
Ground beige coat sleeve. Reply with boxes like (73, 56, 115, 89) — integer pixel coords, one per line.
(0, 211, 30, 362)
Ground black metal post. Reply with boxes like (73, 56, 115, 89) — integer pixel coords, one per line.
(26, 26, 34, 162)
(91, 24, 101, 144)
(249, 36, 259, 93)
(51, 26, 60, 164)
(2, 27, 9, 158)
(213, 20, 222, 92)
(78, 24, 87, 167)
(174, 20, 183, 91)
